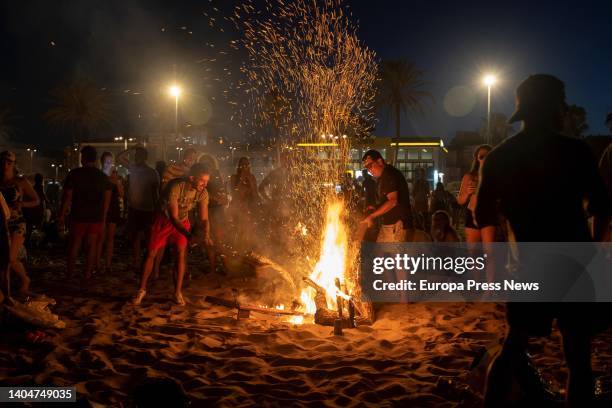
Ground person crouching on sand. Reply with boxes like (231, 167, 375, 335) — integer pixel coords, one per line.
(132, 164, 213, 306)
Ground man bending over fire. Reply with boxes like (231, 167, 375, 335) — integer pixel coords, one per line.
(133, 164, 212, 306)
(360, 149, 415, 243)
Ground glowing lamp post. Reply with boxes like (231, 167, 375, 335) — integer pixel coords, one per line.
(51, 163, 63, 180)
(482, 74, 497, 145)
(114, 136, 126, 150)
(26, 148, 37, 173)
(167, 84, 182, 162)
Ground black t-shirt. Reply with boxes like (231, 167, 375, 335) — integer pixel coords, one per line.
(377, 164, 412, 226)
(64, 166, 112, 223)
(476, 130, 610, 242)
(363, 176, 377, 207)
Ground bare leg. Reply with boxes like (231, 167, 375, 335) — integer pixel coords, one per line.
(96, 224, 106, 272)
(85, 232, 98, 279)
(67, 229, 84, 278)
(153, 246, 165, 280)
(104, 223, 116, 271)
(464, 227, 482, 243)
(480, 225, 496, 243)
(174, 246, 186, 296)
(8, 234, 30, 296)
(139, 248, 159, 292)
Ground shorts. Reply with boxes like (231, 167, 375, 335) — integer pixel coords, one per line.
(126, 208, 154, 234)
(377, 220, 407, 243)
(464, 209, 496, 229)
(148, 215, 190, 252)
(70, 221, 104, 236)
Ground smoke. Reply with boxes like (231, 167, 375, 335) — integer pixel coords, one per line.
(202, 0, 377, 307)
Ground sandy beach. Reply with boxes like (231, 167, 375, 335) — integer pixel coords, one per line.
(1, 246, 611, 407)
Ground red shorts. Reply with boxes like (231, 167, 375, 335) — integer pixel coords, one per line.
(70, 221, 104, 236)
(148, 215, 190, 251)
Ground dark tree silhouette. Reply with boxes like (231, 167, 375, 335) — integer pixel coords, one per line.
(376, 60, 431, 163)
(44, 77, 112, 146)
(605, 112, 612, 133)
(0, 107, 16, 146)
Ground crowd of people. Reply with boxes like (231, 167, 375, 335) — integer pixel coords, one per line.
(359, 74, 611, 406)
(0, 73, 610, 405)
(0, 145, 305, 306)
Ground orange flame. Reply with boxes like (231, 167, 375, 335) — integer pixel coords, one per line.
(300, 201, 348, 316)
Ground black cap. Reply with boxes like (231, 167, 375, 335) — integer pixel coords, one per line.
(508, 74, 567, 123)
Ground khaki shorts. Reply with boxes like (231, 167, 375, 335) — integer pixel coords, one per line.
(376, 220, 407, 243)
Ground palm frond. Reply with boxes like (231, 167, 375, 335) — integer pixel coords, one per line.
(376, 60, 432, 127)
(0, 107, 16, 144)
(44, 77, 113, 143)
(605, 112, 612, 132)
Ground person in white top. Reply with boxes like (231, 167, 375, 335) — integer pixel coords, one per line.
(117, 146, 160, 271)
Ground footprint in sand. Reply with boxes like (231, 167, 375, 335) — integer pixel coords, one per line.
(379, 339, 394, 349)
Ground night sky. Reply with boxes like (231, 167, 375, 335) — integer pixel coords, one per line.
(1, 0, 611, 150)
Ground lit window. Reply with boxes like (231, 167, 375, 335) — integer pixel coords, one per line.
(421, 149, 433, 160)
(407, 150, 419, 160)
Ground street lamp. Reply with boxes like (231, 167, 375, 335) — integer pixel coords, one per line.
(115, 136, 134, 150)
(51, 163, 63, 180)
(167, 84, 182, 162)
(26, 148, 37, 173)
(482, 74, 497, 145)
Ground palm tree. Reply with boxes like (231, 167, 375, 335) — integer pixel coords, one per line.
(605, 112, 612, 133)
(376, 60, 431, 164)
(563, 104, 588, 138)
(44, 76, 112, 146)
(0, 107, 16, 146)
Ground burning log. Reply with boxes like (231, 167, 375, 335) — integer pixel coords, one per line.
(204, 296, 307, 317)
(303, 276, 368, 327)
(303, 277, 351, 301)
(302, 277, 324, 293)
(314, 308, 354, 328)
